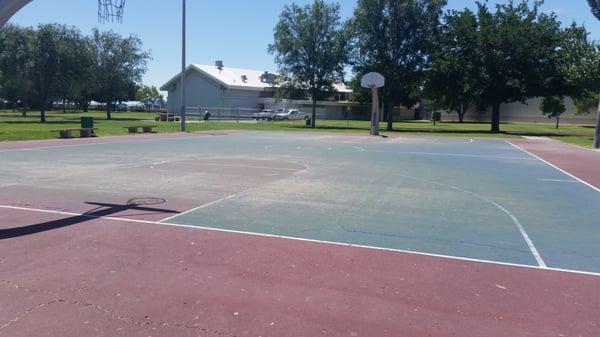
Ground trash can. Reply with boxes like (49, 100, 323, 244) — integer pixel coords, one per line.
(81, 117, 95, 135)
(305, 117, 311, 126)
(81, 116, 94, 129)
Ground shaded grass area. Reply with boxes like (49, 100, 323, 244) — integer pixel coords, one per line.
(0, 110, 596, 148)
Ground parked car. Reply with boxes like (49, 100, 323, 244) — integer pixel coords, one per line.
(273, 109, 305, 121)
(115, 103, 129, 111)
(253, 109, 274, 121)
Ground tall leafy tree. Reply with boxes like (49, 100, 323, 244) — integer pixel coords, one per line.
(0, 25, 34, 116)
(475, 1, 562, 133)
(426, 9, 481, 123)
(29, 24, 70, 123)
(269, 0, 349, 128)
(91, 29, 150, 120)
(350, 0, 446, 131)
(57, 28, 96, 112)
(584, 0, 600, 148)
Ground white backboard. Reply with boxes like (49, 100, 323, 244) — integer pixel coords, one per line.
(361, 72, 385, 88)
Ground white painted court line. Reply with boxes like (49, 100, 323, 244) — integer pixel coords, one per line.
(0, 133, 221, 154)
(1, 203, 598, 277)
(199, 163, 302, 171)
(398, 174, 547, 268)
(157, 161, 310, 223)
(157, 193, 242, 223)
(364, 149, 535, 160)
(506, 140, 600, 193)
(0, 205, 161, 225)
(537, 178, 580, 183)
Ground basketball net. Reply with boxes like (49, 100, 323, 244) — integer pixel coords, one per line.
(98, 0, 126, 23)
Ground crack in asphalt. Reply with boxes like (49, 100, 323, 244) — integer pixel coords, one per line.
(0, 280, 238, 336)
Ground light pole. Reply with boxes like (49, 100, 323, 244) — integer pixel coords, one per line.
(179, 0, 187, 132)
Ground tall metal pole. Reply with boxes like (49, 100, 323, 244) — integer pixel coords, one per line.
(593, 100, 600, 149)
(179, 0, 187, 132)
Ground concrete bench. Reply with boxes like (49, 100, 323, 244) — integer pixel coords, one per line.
(51, 128, 98, 139)
(123, 125, 157, 134)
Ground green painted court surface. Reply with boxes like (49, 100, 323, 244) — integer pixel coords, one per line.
(1, 132, 599, 274)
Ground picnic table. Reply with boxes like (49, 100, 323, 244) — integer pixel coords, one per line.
(155, 113, 180, 122)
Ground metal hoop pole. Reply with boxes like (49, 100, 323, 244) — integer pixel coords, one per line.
(179, 0, 187, 132)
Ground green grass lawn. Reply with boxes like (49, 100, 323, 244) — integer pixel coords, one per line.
(0, 110, 596, 148)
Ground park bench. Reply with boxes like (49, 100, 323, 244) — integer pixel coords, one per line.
(123, 125, 157, 134)
(51, 128, 98, 139)
(155, 113, 180, 122)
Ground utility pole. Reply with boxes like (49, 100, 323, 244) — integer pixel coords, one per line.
(594, 101, 600, 149)
(179, 0, 187, 132)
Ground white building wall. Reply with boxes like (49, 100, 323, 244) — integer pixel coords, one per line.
(225, 89, 262, 109)
(166, 71, 226, 113)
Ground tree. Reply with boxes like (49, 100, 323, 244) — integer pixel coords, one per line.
(91, 29, 150, 120)
(474, 1, 562, 133)
(57, 29, 96, 112)
(348, 75, 371, 104)
(29, 24, 71, 123)
(350, 0, 446, 131)
(583, 0, 600, 147)
(0, 25, 34, 116)
(426, 9, 481, 123)
(269, 0, 349, 128)
(539, 96, 565, 129)
(136, 85, 164, 109)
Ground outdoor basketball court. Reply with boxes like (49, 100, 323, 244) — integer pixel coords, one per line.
(1, 131, 599, 336)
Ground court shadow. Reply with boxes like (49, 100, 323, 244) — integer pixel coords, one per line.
(0, 201, 178, 240)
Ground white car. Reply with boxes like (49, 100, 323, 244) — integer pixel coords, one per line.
(253, 109, 274, 121)
(273, 109, 305, 121)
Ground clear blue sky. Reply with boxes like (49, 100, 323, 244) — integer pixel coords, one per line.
(9, 0, 600, 91)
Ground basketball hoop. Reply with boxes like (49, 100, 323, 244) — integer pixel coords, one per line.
(98, 0, 126, 23)
(361, 72, 385, 136)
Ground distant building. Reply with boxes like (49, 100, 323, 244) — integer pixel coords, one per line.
(160, 61, 365, 119)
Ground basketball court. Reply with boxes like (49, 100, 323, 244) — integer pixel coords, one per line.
(1, 131, 599, 336)
(2, 0, 600, 335)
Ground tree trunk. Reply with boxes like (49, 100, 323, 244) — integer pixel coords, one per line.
(593, 100, 600, 149)
(491, 102, 501, 133)
(386, 100, 394, 131)
(555, 116, 559, 129)
(106, 103, 112, 120)
(458, 103, 465, 123)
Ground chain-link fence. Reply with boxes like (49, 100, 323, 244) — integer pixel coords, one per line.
(184, 107, 260, 123)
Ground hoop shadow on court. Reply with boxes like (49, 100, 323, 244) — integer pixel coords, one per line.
(0, 198, 178, 240)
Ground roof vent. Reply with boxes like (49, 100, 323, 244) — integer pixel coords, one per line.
(215, 60, 224, 70)
(260, 71, 275, 84)
(241, 74, 248, 83)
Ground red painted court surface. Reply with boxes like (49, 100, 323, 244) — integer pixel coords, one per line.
(1, 132, 599, 337)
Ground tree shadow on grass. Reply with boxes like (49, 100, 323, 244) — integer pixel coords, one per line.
(0, 200, 178, 240)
